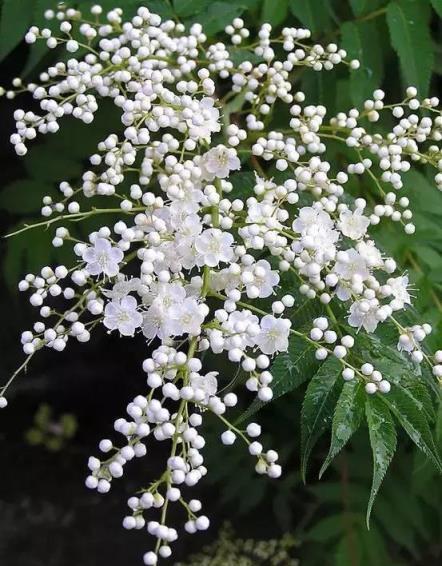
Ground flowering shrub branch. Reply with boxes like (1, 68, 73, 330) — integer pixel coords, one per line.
(1, 3, 442, 564)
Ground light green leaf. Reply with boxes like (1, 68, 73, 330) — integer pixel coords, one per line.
(365, 395, 397, 526)
(340, 20, 384, 106)
(319, 380, 365, 478)
(262, 0, 289, 28)
(0, 0, 34, 60)
(289, 0, 332, 34)
(301, 357, 342, 481)
(381, 384, 442, 473)
(386, 0, 434, 96)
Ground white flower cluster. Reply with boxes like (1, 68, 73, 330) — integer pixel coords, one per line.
(2, 3, 442, 563)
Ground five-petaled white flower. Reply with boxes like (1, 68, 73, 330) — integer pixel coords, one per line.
(103, 295, 143, 337)
(388, 275, 411, 309)
(82, 238, 124, 277)
(195, 228, 235, 267)
(190, 371, 218, 403)
(200, 145, 241, 180)
(255, 315, 291, 355)
(185, 97, 221, 141)
(348, 299, 380, 333)
(338, 208, 370, 240)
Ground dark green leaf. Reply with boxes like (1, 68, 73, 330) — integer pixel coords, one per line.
(386, 0, 434, 96)
(431, 0, 442, 17)
(174, 0, 211, 17)
(0, 0, 34, 60)
(289, 0, 332, 34)
(320, 379, 365, 478)
(186, 2, 245, 35)
(365, 395, 397, 526)
(381, 385, 442, 473)
(237, 334, 318, 423)
(340, 21, 384, 106)
(262, 0, 289, 28)
(348, 0, 385, 16)
(0, 180, 51, 213)
(301, 357, 342, 481)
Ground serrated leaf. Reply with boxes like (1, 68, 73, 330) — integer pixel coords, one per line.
(340, 21, 384, 106)
(237, 334, 318, 423)
(301, 357, 342, 481)
(319, 380, 365, 478)
(381, 384, 442, 473)
(386, 0, 434, 96)
(262, 0, 289, 28)
(0, 0, 34, 60)
(289, 0, 332, 34)
(365, 395, 397, 526)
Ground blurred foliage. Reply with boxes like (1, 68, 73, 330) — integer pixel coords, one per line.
(25, 403, 77, 451)
(0, 1, 441, 565)
(175, 522, 300, 565)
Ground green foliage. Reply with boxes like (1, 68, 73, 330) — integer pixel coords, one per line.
(365, 395, 397, 525)
(25, 403, 78, 451)
(386, 0, 434, 96)
(301, 357, 342, 481)
(319, 379, 365, 478)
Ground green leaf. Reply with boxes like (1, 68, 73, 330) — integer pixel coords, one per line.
(319, 380, 365, 478)
(0, 0, 34, 60)
(229, 171, 256, 199)
(262, 0, 289, 28)
(386, 0, 434, 96)
(305, 514, 344, 543)
(301, 357, 342, 481)
(174, 0, 211, 17)
(431, 0, 442, 17)
(186, 2, 245, 35)
(289, 0, 332, 34)
(365, 395, 397, 526)
(348, 0, 384, 16)
(4, 223, 73, 289)
(237, 334, 318, 423)
(340, 21, 384, 106)
(0, 180, 51, 214)
(381, 384, 442, 473)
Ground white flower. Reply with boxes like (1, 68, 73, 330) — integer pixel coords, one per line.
(244, 260, 280, 298)
(168, 297, 209, 336)
(348, 299, 380, 333)
(387, 275, 411, 308)
(185, 97, 221, 141)
(190, 371, 218, 403)
(255, 315, 291, 355)
(292, 206, 334, 233)
(103, 296, 143, 336)
(195, 228, 235, 267)
(338, 208, 370, 240)
(102, 277, 141, 300)
(356, 240, 383, 268)
(200, 145, 241, 180)
(301, 223, 339, 262)
(334, 248, 370, 300)
(82, 238, 124, 278)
